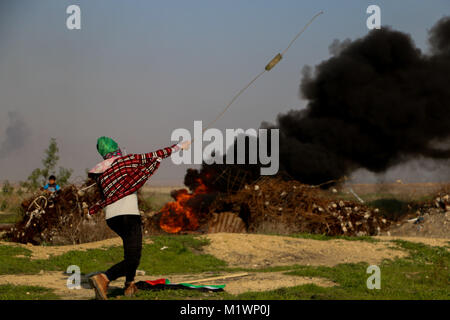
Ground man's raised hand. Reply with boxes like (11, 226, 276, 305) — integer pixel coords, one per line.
(180, 140, 191, 150)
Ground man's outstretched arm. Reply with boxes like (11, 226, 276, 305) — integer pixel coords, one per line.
(137, 141, 191, 164)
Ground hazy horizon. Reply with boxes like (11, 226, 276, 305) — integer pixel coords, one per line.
(1, 0, 449, 185)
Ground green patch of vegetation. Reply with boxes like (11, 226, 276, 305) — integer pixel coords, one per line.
(285, 232, 379, 243)
(0, 245, 46, 274)
(114, 239, 450, 300)
(0, 245, 32, 258)
(0, 213, 19, 224)
(139, 236, 227, 275)
(43, 246, 125, 274)
(0, 235, 226, 276)
(233, 283, 332, 300)
(367, 198, 411, 220)
(0, 200, 8, 211)
(237, 241, 450, 300)
(22, 138, 73, 191)
(0, 284, 59, 300)
(111, 287, 232, 300)
(0, 234, 448, 300)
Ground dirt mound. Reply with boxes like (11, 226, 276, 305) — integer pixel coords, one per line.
(202, 233, 407, 268)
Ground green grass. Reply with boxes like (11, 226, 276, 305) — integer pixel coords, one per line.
(367, 198, 412, 220)
(126, 239, 450, 300)
(110, 237, 450, 300)
(113, 288, 233, 300)
(138, 236, 227, 275)
(0, 235, 449, 300)
(0, 284, 59, 300)
(0, 235, 226, 276)
(0, 213, 20, 224)
(285, 232, 379, 243)
(234, 241, 450, 300)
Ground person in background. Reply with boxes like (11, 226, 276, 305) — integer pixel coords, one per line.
(43, 175, 61, 194)
(88, 136, 191, 300)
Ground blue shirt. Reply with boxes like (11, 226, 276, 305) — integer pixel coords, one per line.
(43, 183, 61, 193)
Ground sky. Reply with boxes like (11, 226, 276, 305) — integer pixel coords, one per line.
(0, 0, 449, 185)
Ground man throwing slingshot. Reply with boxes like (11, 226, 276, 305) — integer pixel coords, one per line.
(88, 136, 190, 300)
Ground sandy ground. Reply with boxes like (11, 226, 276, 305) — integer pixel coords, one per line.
(1, 233, 448, 299)
(202, 233, 408, 268)
(0, 237, 153, 260)
(0, 271, 336, 299)
(381, 211, 450, 239)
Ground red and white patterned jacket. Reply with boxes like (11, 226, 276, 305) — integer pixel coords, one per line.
(88, 144, 179, 215)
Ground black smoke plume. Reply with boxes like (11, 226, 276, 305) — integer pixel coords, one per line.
(266, 16, 450, 184)
(190, 17, 450, 189)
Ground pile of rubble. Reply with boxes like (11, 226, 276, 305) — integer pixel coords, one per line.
(3, 180, 116, 245)
(5, 172, 448, 243)
(432, 193, 450, 212)
(405, 191, 450, 219)
(381, 191, 450, 238)
(209, 177, 391, 236)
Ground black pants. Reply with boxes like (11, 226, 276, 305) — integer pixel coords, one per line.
(105, 215, 142, 283)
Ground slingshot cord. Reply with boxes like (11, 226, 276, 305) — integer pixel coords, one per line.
(281, 11, 324, 56)
(202, 11, 323, 132)
(203, 70, 266, 132)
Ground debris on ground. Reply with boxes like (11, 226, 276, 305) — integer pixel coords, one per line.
(2, 180, 116, 245)
(207, 212, 247, 234)
(3, 172, 448, 244)
(380, 191, 450, 238)
(209, 177, 391, 236)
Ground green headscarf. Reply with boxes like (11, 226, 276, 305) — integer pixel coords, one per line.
(96, 136, 119, 158)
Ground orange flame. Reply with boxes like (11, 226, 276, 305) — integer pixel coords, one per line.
(159, 179, 208, 233)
